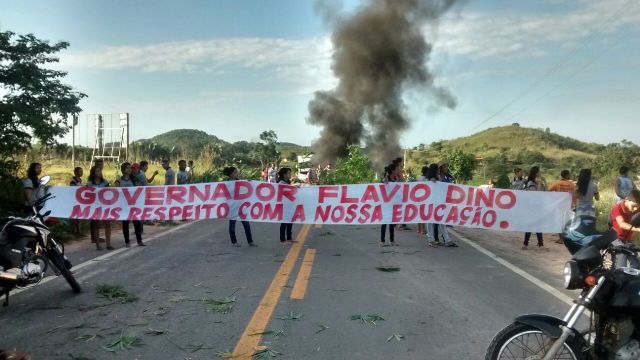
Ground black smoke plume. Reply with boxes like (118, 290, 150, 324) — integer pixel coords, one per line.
(308, 0, 460, 169)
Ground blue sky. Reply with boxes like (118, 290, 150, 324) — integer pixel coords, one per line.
(1, 0, 639, 148)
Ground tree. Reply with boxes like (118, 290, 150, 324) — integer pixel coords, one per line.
(494, 173, 511, 189)
(443, 148, 476, 183)
(259, 130, 280, 165)
(0, 31, 86, 159)
(514, 149, 547, 167)
(484, 152, 510, 182)
(320, 145, 375, 185)
(429, 140, 444, 152)
(592, 142, 640, 180)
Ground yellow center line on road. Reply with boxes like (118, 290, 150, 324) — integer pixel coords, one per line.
(231, 224, 312, 359)
(290, 249, 316, 300)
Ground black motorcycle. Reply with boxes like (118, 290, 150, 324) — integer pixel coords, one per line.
(0, 176, 80, 306)
(485, 214, 640, 360)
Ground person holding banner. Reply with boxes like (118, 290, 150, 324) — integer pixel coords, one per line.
(177, 160, 188, 185)
(23, 162, 45, 213)
(69, 167, 84, 238)
(163, 159, 176, 186)
(87, 166, 113, 250)
(425, 163, 457, 247)
(380, 163, 398, 246)
(115, 162, 144, 247)
(224, 166, 256, 247)
(393, 157, 411, 231)
(439, 161, 455, 184)
(278, 167, 294, 244)
(511, 168, 525, 190)
(523, 166, 546, 250)
(415, 165, 429, 235)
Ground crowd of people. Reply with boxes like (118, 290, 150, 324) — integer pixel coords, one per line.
(22, 158, 195, 251)
(20, 159, 640, 261)
(511, 165, 639, 253)
(261, 163, 319, 185)
(381, 157, 459, 248)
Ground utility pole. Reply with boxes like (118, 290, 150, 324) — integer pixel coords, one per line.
(72, 114, 78, 168)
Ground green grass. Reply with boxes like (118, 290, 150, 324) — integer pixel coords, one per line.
(595, 188, 618, 232)
(95, 284, 138, 304)
(350, 314, 385, 325)
(203, 297, 236, 314)
(42, 159, 165, 186)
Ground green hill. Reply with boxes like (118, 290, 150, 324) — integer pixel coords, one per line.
(278, 142, 312, 158)
(444, 125, 604, 157)
(408, 125, 612, 180)
(132, 129, 309, 164)
(145, 129, 227, 149)
(419, 125, 604, 159)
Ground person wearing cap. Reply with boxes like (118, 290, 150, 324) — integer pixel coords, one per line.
(439, 161, 455, 184)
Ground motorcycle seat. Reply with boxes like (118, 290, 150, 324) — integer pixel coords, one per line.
(0, 230, 9, 247)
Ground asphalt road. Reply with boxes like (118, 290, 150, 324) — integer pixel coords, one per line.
(0, 221, 574, 360)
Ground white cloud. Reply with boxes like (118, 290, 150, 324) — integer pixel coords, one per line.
(435, 0, 640, 59)
(58, 0, 640, 91)
(60, 37, 337, 91)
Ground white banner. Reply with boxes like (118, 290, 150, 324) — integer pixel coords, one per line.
(42, 181, 572, 232)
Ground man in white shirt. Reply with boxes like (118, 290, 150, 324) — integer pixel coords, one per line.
(186, 160, 194, 183)
(268, 164, 277, 183)
(163, 159, 175, 185)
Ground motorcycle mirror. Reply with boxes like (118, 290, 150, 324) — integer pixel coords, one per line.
(43, 210, 51, 217)
(40, 175, 52, 186)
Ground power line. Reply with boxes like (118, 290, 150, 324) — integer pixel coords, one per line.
(501, 34, 623, 126)
(469, 0, 635, 131)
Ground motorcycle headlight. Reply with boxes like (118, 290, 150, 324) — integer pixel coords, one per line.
(564, 260, 583, 289)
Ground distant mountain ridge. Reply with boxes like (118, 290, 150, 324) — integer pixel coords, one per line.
(138, 129, 226, 148)
(139, 125, 612, 162)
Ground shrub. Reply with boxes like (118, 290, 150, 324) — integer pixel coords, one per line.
(0, 160, 24, 218)
(320, 146, 376, 185)
(494, 174, 511, 189)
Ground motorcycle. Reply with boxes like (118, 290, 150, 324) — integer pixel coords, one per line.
(485, 212, 640, 360)
(0, 176, 80, 307)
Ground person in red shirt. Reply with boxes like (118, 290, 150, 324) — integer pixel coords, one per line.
(610, 189, 640, 268)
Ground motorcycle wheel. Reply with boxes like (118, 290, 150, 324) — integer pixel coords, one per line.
(50, 251, 81, 293)
(485, 322, 582, 360)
